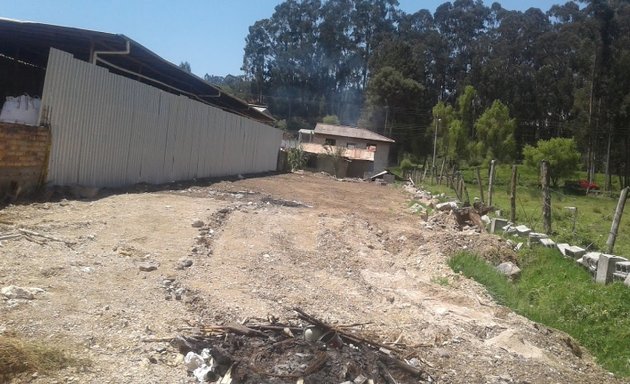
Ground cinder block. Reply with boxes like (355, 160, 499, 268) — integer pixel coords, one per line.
(565, 245, 586, 259)
(581, 252, 601, 272)
(614, 261, 630, 281)
(490, 218, 509, 234)
(539, 238, 556, 248)
(596, 254, 626, 284)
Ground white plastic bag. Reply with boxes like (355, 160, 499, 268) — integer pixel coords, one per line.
(0, 95, 41, 125)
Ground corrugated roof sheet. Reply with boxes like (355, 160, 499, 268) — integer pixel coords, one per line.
(0, 18, 274, 125)
(314, 123, 395, 143)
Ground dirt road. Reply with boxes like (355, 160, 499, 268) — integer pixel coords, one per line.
(0, 172, 622, 383)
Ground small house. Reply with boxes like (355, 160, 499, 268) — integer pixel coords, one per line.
(299, 123, 394, 178)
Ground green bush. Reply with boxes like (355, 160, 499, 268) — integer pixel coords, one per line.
(322, 115, 340, 125)
(287, 147, 306, 171)
(522, 138, 581, 187)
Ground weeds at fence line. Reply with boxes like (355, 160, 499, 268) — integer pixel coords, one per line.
(396, 163, 630, 256)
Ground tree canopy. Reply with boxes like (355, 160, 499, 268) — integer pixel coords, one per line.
(228, 0, 630, 187)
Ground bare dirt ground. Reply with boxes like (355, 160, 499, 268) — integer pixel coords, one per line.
(0, 172, 624, 383)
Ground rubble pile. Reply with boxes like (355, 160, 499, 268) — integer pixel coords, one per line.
(170, 308, 434, 384)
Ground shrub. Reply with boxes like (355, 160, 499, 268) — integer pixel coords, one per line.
(522, 138, 581, 187)
(287, 147, 306, 171)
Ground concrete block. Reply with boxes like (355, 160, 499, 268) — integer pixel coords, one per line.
(581, 252, 602, 272)
(515, 225, 531, 237)
(539, 238, 556, 248)
(565, 245, 586, 259)
(614, 261, 630, 281)
(490, 218, 509, 234)
(625, 273, 630, 287)
(556, 243, 570, 257)
(595, 254, 626, 284)
(527, 232, 548, 247)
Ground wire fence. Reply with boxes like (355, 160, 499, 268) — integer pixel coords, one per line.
(403, 160, 630, 257)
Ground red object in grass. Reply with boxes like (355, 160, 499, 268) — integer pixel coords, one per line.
(578, 179, 599, 190)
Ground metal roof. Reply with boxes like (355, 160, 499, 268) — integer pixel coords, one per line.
(314, 123, 395, 143)
(0, 18, 275, 125)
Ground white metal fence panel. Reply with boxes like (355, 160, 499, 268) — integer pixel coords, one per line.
(41, 48, 281, 187)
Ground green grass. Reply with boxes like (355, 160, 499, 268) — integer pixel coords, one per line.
(418, 163, 630, 256)
(449, 250, 630, 376)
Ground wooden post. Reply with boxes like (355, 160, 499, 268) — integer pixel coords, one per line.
(438, 158, 446, 185)
(454, 172, 462, 201)
(476, 167, 484, 204)
(487, 160, 496, 207)
(510, 165, 517, 223)
(606, 186, 629, 254)
(541, 160, 552, 235)
(461, 176, 470, 205)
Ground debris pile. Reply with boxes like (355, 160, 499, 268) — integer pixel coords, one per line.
(169, 308, 434, 384)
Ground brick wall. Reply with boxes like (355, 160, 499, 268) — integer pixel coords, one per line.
(0, 122, 50, 199)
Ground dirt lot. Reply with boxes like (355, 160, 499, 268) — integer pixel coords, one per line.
(0, 172, 623, 383)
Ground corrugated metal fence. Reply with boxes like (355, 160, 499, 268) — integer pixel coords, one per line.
(41, 48, 281, 187)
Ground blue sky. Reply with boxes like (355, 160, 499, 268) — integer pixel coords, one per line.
(2, 0, 559, 77)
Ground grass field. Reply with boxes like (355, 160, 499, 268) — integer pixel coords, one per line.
(449, 249, 630, 377)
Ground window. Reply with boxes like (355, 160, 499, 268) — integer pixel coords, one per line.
(367, 143, 377, 152)
(346, 142, 356, 149)
(324, 138, 336, 146)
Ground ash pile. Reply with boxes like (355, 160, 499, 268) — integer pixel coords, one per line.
(172, 308, 435, 384)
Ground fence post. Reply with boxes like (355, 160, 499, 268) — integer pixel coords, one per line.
(606, 186, 629, 254)
(454, 172, 462, 201)
(487, 160, 496, 207)
(510, 165, 517, 223)
(541, 160, 552, 235)
(461, 176, 470, 205)
(476, 167, 485, 204)
(438, 158, 446, 185)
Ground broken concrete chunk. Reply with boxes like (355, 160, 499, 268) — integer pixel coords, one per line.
(556, 243, 570, 257)
(138, 261, 160, 272)
(436, 201, 458, 212)
(514, 242, 524, 251)
(625, 273, 630, 287)
(496, 262, 521, 279)
(1, 285, 36, 300)
(514, 225, 531, 237)
(191, 219, 205, 228)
